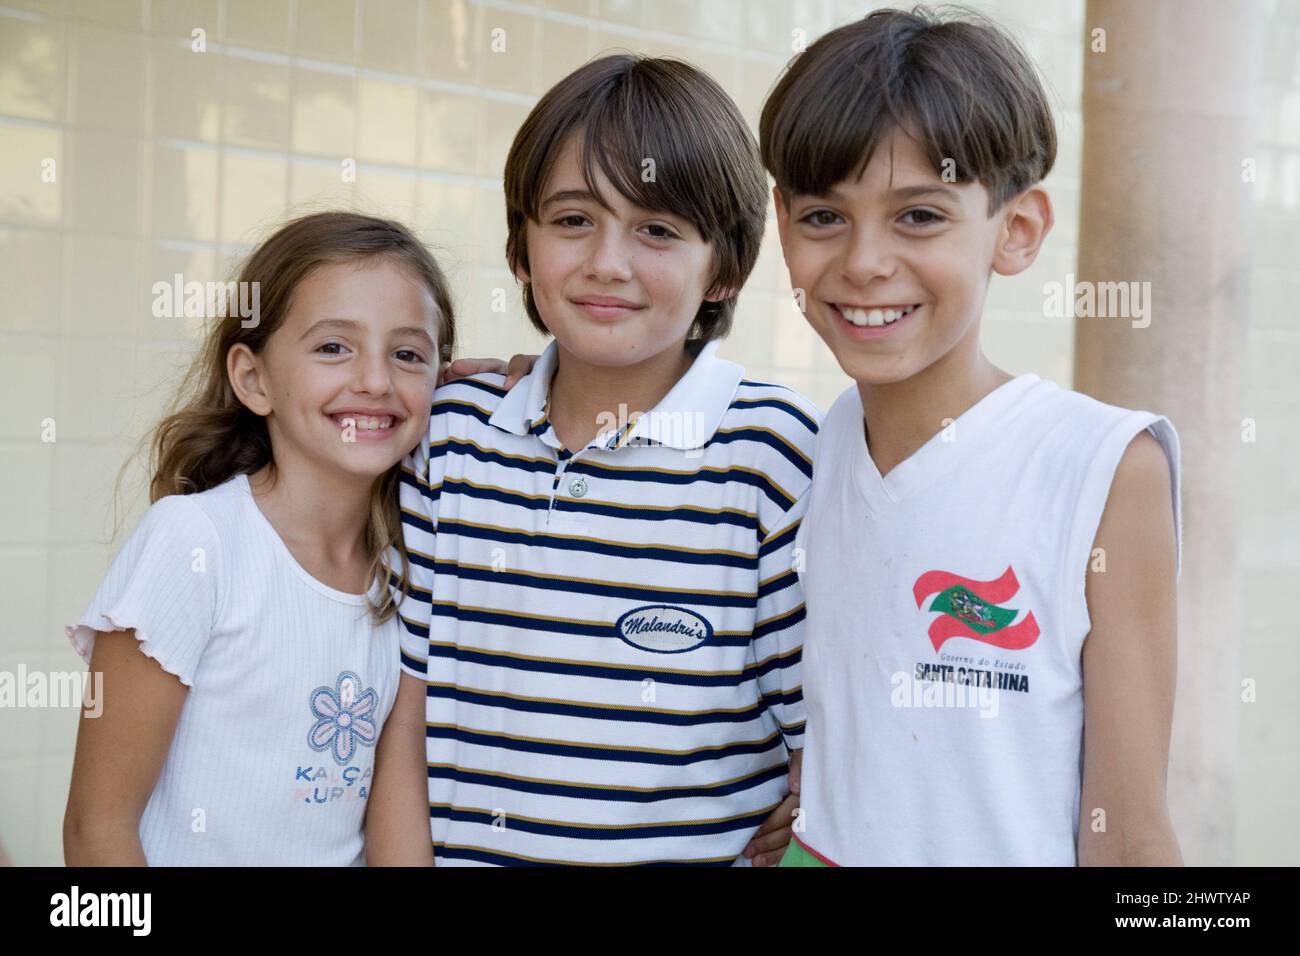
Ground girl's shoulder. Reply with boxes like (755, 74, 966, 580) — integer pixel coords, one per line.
(67, 476, 253, 680)
(122, 474, 274, 605)
(140, 474, 251, 555)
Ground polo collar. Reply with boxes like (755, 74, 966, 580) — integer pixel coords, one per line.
(488, 339, 742, 452)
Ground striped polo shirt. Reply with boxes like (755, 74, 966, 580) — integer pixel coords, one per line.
(395, 338, 820, 866)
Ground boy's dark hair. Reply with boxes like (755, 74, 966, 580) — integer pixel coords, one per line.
(504, 54, 768, 343)
(760, 5, 1057, 214)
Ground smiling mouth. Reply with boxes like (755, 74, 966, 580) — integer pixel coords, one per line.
(570, 298, 645, 319)
(327, 413, 401, 437)
(834, 303, 922, 328)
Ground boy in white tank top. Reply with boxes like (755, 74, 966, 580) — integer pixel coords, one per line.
(758, 8, 1183, 865)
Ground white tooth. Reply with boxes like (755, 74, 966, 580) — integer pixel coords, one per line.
(866, 309, 885, 327)
(841, 306, 867, 326)
(883, 309, 901, 322)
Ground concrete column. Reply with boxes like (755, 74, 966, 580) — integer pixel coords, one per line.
(1074, 0, 1261, 864)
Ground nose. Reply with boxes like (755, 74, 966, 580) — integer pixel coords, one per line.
(842, 225, 897, 287)
(583, 225, 634, 284)
(353, 347, 394, 396)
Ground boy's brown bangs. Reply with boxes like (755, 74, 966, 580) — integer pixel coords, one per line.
(522, 68, 736, 247)
(764, 75, 949, 201)
(764, 49, 1006, 208)
(761, 6, 1057, 214)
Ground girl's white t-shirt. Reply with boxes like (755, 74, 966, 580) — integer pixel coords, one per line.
(67, 474, 401, 866)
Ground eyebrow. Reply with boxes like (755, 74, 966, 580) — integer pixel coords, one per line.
(889, 184, 962, 202)
(300, 318, 435, 346)
(541, 189, 602, 210)
(820, 183, 961, 203)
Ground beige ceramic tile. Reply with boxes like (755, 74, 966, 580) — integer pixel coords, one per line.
(477, 8, 537, 95)
(219, 151, 288, 244)
(0, 228, 61, 333)
(295, 0, 358, 62)
(0, 16, 65, 122)
(70, 128, 138, 232)
(70, 20, 143, 131)
(221, 54, 290, 150)
(291, 65, 355, 157)
(288, 157, 357, 211)
(151, 35, 221, 142)
(224, 0, 291, 50)
(0, 121, 62, 230)
(357, 76, 418, 166)
(360, 0, 420, 74)
(63, 233, 142, 339)
(537, 19, 592, 90)
(418, 89, 479, 174)
(150, 143, 219, 241)
(152, 0, 219, 40)
(421, 0, 479, 83)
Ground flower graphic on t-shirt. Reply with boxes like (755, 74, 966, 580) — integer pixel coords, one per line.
(307, 671, 379, 765)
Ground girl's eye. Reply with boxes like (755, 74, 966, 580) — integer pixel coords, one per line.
(800, 209, 843, 227)
(901, 208, 945, 226)
(642, 223, 680, 240)
(394, 349, 425, 364)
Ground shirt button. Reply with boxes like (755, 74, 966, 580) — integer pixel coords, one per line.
(568, 476, 588, 497)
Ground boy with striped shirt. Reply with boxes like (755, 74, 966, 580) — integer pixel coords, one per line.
(370, 55, 818, 865)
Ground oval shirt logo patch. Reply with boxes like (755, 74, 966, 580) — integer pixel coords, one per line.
(614, 605, 713, 653)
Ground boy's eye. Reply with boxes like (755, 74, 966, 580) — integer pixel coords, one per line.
(642, 223, 680, 240)
(901, 208, 945, 226)
(555, 214, 590, 228)
(316, 341, 348, 355)
(799, 209, 844, 227)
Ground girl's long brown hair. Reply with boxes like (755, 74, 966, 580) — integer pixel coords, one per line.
(149, 211, 456, 623)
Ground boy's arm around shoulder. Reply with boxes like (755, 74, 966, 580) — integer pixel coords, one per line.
(1078, 430, 1183, 866)
(744, 474, 816, 866)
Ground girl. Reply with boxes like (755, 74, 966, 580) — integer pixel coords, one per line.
(63, 211, 461, 865)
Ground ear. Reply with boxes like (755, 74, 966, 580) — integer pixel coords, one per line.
(227, 342, 273, 417)
(773, 185, 791, 239)
(992, 185, 1054, 278)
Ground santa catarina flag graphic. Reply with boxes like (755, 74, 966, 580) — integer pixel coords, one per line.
(912, 566, 1040, 652)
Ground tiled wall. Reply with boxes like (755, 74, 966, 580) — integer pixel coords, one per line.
(0, 0, 1291, 865)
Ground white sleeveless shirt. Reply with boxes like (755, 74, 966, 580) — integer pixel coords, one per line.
(794, 374, 1181, 866)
